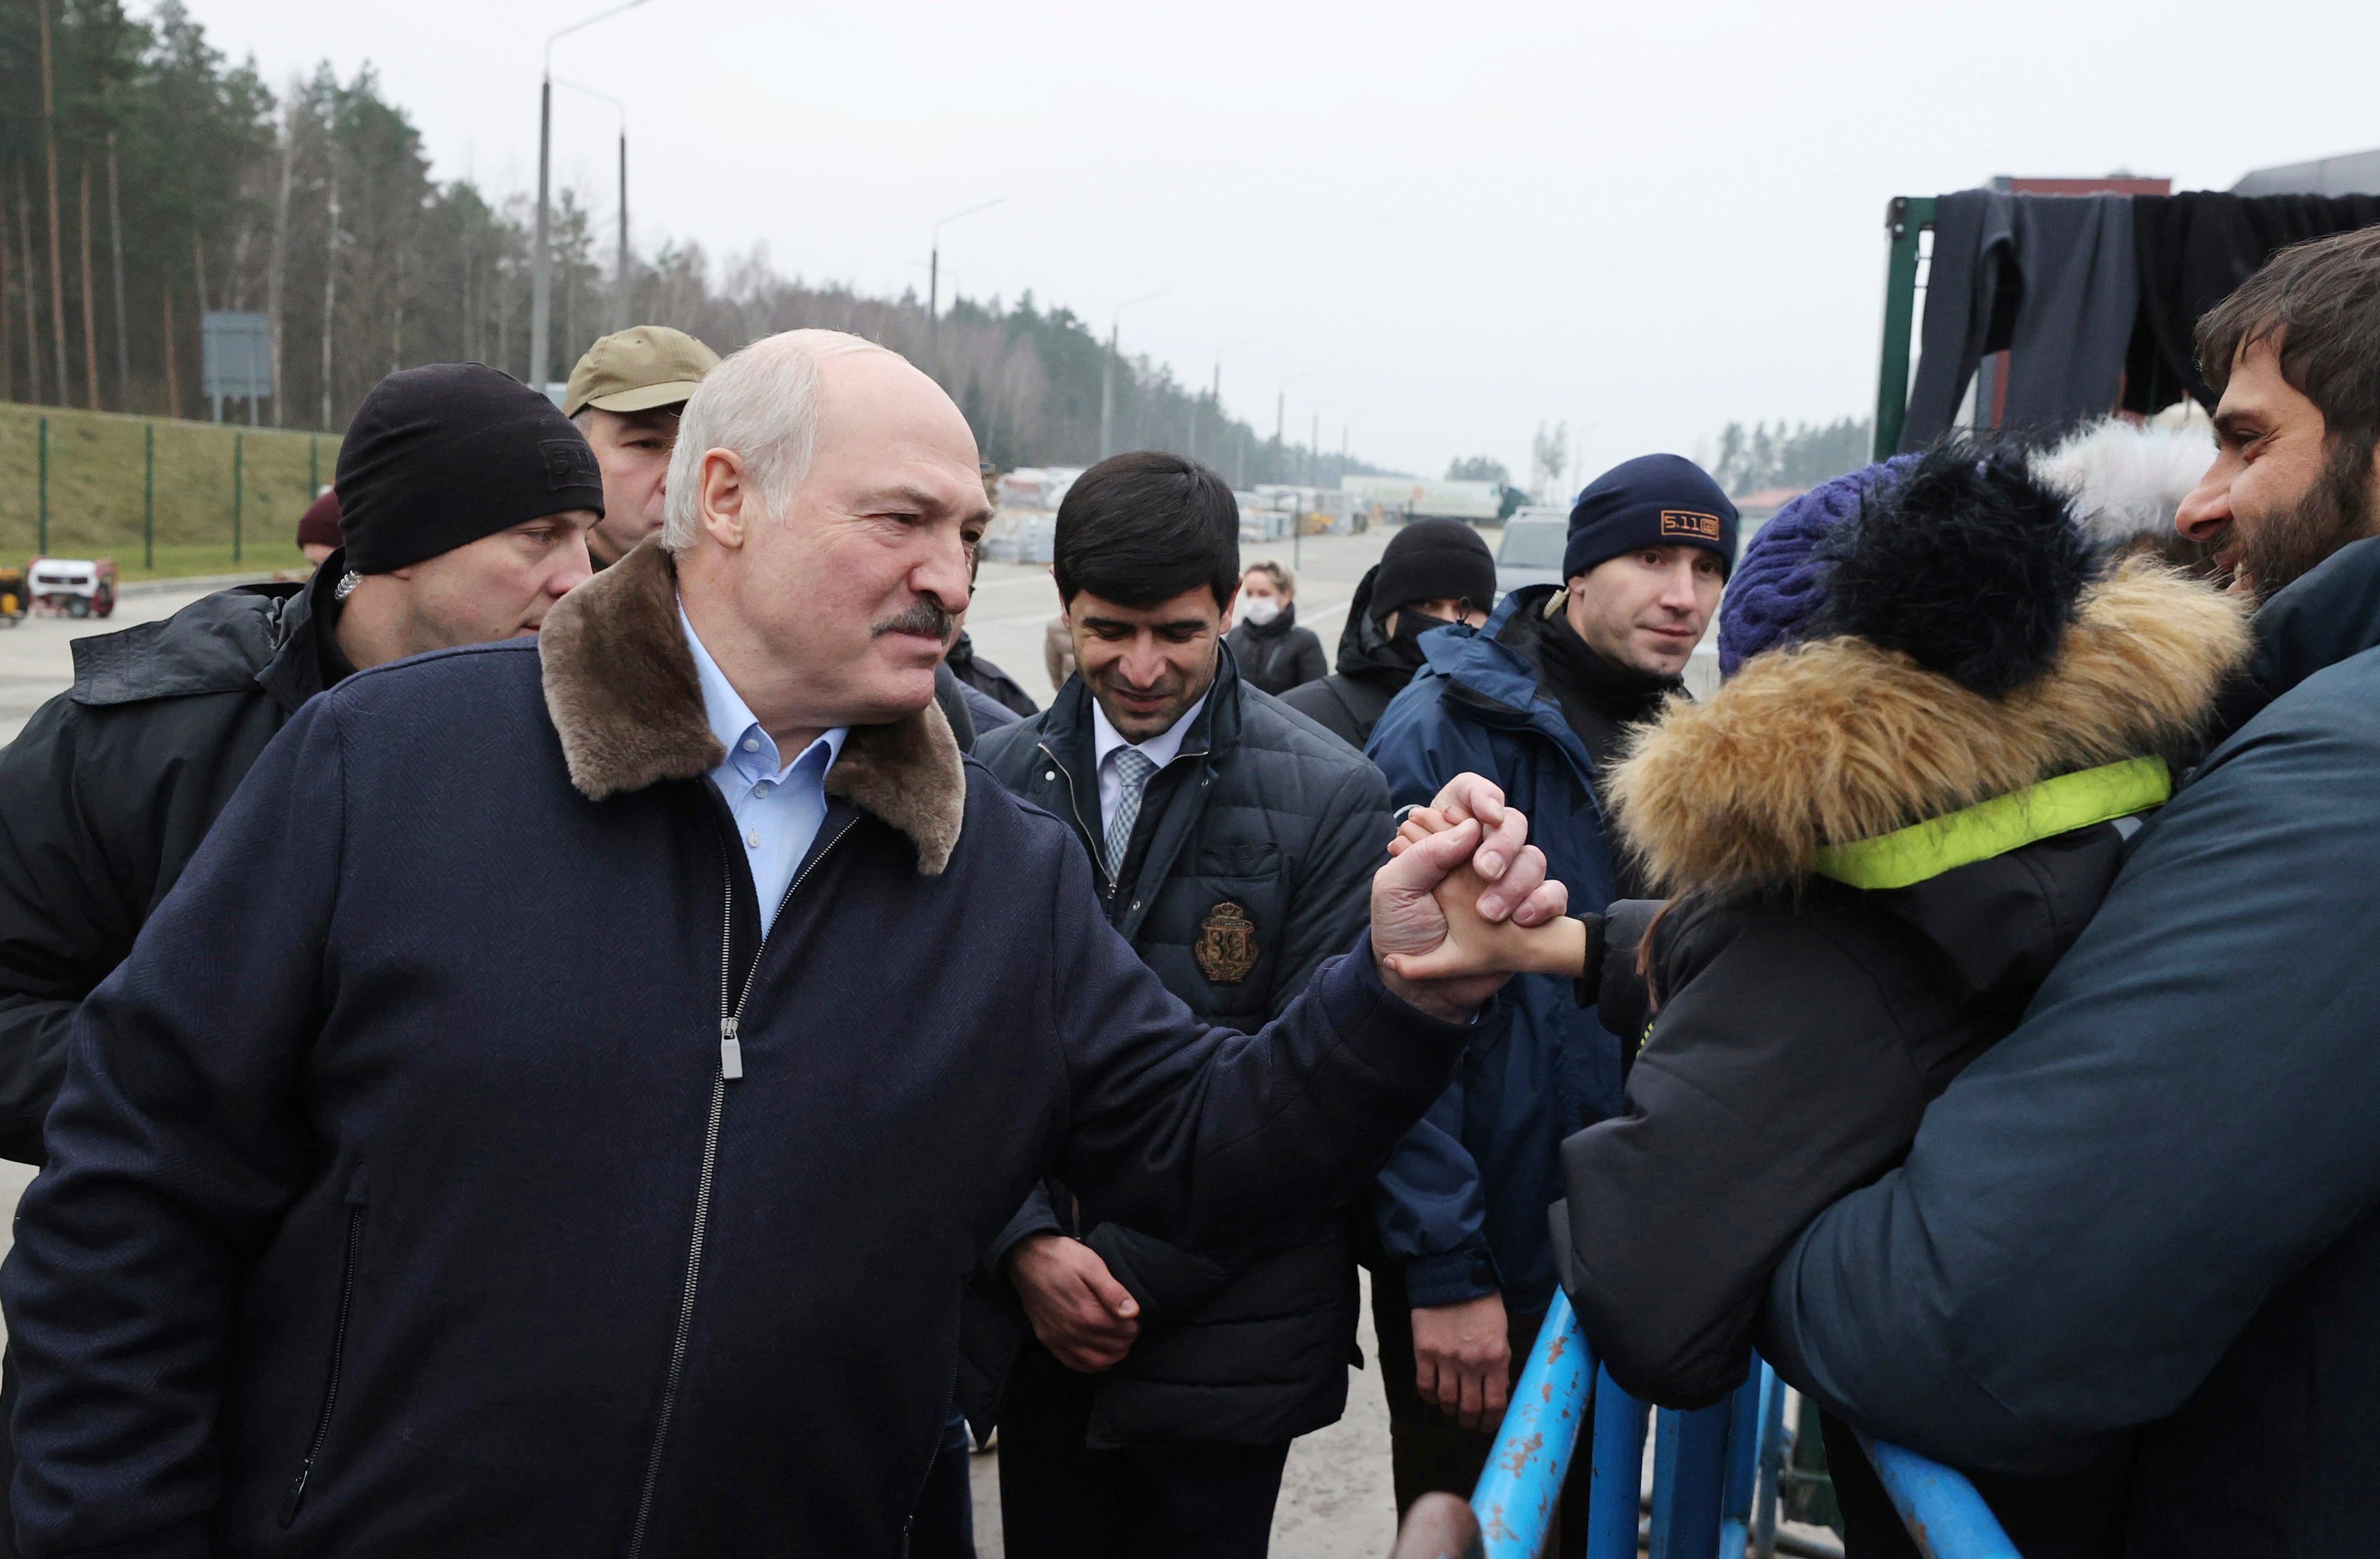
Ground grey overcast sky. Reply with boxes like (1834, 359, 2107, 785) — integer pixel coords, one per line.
(188, 0, 2380, 486)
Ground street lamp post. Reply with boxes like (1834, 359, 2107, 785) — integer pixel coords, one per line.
(553, 78, 630, 335)
(929, 196, 1004, 380)
(1099, 289, 1166, 461)
(1200, 335, 1255, 465)
(533, 0, 652, 395)
(1274, 370, 1312, 481)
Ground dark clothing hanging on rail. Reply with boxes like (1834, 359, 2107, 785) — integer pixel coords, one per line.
(1899, 191, 2137, 451)
(2123, 193, 2380, 414)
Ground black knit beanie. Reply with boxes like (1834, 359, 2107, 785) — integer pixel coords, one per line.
(335, 364, 604, 574)
(1371, 518, 1498, 621)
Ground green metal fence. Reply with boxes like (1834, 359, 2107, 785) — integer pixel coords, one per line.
(0, 404, 337, 578)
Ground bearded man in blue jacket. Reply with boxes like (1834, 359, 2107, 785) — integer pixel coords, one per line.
(1764, 226, 2380, 1555)
(0, 330, 1566, 1559)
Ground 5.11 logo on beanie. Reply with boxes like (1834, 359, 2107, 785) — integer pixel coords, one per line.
(541, 438, 602, 492)
(1659, 509, 1723, 541)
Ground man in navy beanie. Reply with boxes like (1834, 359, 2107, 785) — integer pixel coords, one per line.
(1356, 453, 1734, 1549)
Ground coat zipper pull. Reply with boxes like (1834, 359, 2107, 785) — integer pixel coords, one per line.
(720, 1016, 743, 1080)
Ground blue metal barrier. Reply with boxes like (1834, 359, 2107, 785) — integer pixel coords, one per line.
(1473, 1301, 2023, 1559)
(1470, 1291, 1596, 1559)
(1858, 1434, 2024, 1559)
(1584, 1364, 1649, 1558)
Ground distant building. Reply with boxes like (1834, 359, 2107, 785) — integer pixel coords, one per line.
(1733, 487, 1806, 522)
(2231, 150, 2380, 197)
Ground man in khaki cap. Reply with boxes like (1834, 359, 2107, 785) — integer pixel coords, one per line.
(565, 325, 722, 567)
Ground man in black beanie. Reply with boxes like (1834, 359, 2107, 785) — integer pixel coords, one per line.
(1355, 453, 1735, 1551)
(0, 362, 601, 1164)
(1279, 519, 1496, 748)
(0, 359, 600, 1557)
(326, 362, 605, 666)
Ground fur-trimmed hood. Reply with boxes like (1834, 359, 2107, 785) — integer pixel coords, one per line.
(537, 540, 966, 873)
(1606, 559, 2249, 896)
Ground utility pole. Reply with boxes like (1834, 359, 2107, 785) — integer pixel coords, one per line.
(929, 196, 1004, 380)
(1311, 409, 1320, 488)
(530, 76, 551, 392)
(555, 79, 632, 336)
(1099, 290, 1164, 461)
(536, 1, 655, 395)
(616, 121, 629, 332)
(1099, 323, 1115, 461)
(1205, 335, 1254, 470)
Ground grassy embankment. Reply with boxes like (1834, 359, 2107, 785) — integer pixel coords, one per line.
(0, 402, 341, 580)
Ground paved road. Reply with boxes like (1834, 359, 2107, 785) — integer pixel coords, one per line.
(0, 583, 228, 746)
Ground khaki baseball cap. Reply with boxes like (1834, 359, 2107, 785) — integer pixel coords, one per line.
(563, 326, 721, 418)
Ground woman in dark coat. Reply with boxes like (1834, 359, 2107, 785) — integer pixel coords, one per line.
(1393, 444, 2251, 1558)
(1222, 561, 1327, 695)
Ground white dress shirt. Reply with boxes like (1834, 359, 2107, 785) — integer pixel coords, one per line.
(1089, 692, 1209, 836)
(681, 604, 848, 936)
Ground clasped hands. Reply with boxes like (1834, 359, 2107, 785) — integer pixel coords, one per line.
(1370, 774, 1586, 1020)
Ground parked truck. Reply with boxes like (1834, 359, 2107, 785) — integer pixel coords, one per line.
(1339, 476, 1504, 523)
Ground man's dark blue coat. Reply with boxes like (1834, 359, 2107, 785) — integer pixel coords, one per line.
(1362, 588, 1624, 1312)
(1761, 535, 2380, 1555)
(0, 544, 1475, 1559)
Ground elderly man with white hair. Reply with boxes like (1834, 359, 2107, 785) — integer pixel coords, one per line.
(0, 334, 1563, 1559)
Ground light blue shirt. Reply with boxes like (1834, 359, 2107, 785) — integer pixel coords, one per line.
(681, 604, 848, 936)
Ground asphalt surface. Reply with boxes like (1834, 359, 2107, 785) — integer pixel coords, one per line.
(0, 581, 233, 746)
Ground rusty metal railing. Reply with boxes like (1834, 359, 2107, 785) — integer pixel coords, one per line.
(1466, 1298, 2019, 1559)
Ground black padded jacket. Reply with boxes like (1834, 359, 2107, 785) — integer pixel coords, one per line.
(972, 646, 1392, 1446)
(0, 562, 341, 1165)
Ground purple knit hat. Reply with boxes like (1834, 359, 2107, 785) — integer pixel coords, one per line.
(1717, 458, 1911, 677)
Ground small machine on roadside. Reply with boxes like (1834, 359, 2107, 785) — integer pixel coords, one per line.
(28, 558, 118, 619)
(0, 565, 27, 625)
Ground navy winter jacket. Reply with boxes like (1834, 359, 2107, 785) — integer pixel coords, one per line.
(1761, 535, 2380, 1555)
(0, 544, 1477, 1559)
(1362, 588, 1624, 1312)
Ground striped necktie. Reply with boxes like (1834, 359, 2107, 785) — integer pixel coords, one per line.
(1104, 747, 1157, 880)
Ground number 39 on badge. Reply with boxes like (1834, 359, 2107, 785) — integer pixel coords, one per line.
(1194, 901, 1259, 984)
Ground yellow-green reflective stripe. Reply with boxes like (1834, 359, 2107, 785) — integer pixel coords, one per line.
(1811, 757, 2171, 891)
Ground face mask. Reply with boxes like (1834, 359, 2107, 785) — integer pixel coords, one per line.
(1241, 596, 1281, 626)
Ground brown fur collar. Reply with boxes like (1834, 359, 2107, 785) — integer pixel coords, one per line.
(538, 540, 965, 874)
(1606, 559, 2249, 896)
